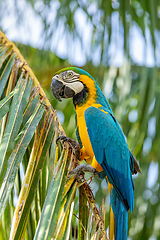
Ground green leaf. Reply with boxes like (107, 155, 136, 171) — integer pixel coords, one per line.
(0, 102, 45, 220)
(0, 75, 30, 184)
(0, 47, 11, 68)
(62, 201, 75, 240)
(0, 46, 12, 68)
(54, 181, 78, 239)
(0, 89, 16, 120)
(33, 148, 68, 240)
(78, 186, 88, 240)
(11, 113, 55, 240)
(0, 53, 16, 98)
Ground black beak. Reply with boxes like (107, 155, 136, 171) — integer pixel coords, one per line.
(51, 78, 63, 102)
(51, 78, 75, 101)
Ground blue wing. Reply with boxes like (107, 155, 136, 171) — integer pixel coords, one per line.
(84, 106, 134, 211)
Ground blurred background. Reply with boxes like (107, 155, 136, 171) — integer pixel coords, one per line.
(0, 0, 160, 239)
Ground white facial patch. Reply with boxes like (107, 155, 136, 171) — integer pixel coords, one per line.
(66, 81, 84, 94)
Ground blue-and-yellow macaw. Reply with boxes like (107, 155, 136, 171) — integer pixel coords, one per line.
(51, 67, 140, 240)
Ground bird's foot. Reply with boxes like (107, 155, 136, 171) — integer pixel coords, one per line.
(56, 135, 80, 159)
(69, 165, 100, 183)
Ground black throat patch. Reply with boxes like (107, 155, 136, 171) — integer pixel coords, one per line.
(73, 85, 89, 107)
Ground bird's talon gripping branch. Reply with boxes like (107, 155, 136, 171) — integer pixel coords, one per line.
(56, 135, 63, 144)
(56, 135, 80, 159)
(75, 171, 85, 183)
(69, 164, 100, 183)
(56, 135, 69, 144)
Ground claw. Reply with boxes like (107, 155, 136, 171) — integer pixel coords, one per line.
(69, 165, 100, 182)
(56, 135, 80, 159)
(56, 135, 66, 144)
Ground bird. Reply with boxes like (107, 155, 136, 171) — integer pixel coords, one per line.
(51, 67, 141, 240)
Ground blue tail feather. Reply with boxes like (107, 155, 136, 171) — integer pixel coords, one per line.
(111, 189, 128, 240)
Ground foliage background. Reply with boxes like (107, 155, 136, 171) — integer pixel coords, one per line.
(0, 0, 160, 239)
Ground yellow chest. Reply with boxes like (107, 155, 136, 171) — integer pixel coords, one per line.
(76, 103, 101, 158)
(76, 110, 93, 157)
(74, 74, 105, 172)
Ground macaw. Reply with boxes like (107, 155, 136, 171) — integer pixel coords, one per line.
(51, 67, 140, 240)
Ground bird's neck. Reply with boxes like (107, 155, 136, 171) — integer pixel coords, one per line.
(73, 74, 113, 114)
(73, 85, 89, 107)
(73, 75, 97, 108)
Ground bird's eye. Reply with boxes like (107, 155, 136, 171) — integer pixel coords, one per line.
(68, 71, 73, 77)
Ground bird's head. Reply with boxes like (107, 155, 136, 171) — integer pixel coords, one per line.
(51, 67, 95, 106)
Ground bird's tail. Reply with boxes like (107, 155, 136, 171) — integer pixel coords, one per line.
(108, 182, 115, 240)
(109, 204, 115, 240)
(110, 188, 128, 240)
